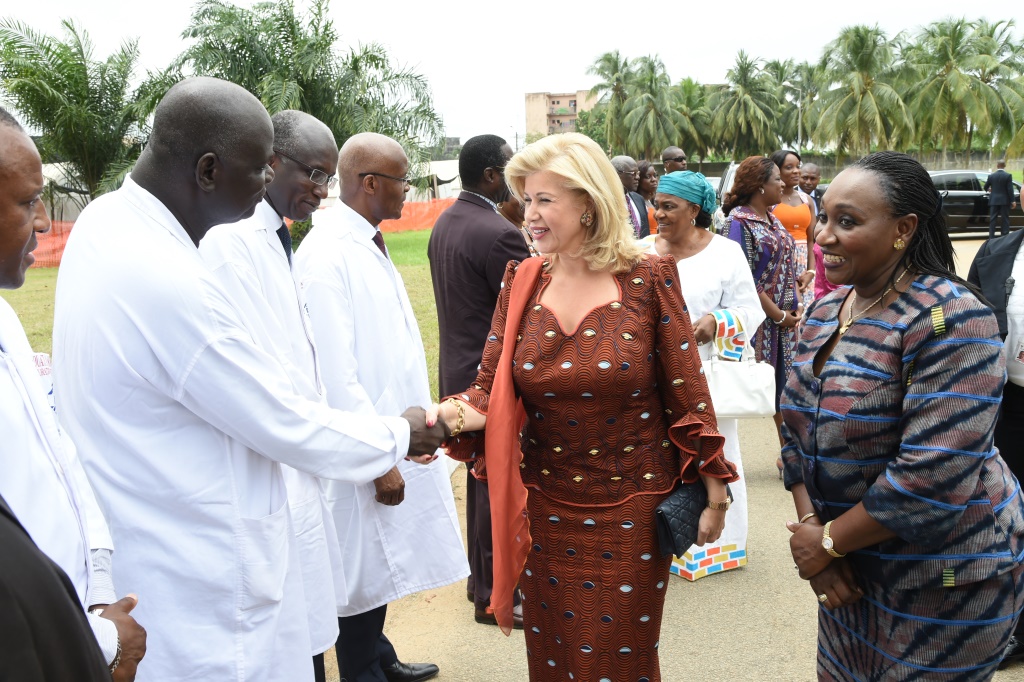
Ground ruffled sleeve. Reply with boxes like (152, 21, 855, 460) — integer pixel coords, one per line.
(650, 255, 737, 483)
(443, 260, 520, 465)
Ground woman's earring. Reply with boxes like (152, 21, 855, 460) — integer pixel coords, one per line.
(893, 238, 906, 250)
(759, 188, 765, 195)
(580, 211, 594, 227)
(690, 218, 696, 226)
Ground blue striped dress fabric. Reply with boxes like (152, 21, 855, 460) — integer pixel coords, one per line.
(781, 275, 1024, 679)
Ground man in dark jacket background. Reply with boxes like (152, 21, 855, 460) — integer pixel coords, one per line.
(984, 160, 1018, 239)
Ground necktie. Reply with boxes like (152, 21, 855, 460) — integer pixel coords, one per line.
(372, 230, 388, 258)
(276, 224, 292, 266)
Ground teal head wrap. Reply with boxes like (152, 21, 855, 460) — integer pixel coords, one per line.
(656, 171, 717, 215)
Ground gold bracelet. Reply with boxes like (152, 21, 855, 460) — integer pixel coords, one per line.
(444, 398, 465, 437)
(799, 512, 818, 523)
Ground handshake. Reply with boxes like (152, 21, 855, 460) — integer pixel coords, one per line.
(375, 406, 451, 507)
(400, 405, 451, 461)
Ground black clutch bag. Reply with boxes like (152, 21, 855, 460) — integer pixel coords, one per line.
(655, 480, 707, 558)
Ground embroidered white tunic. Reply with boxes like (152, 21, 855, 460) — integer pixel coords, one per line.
(200, 199, 344, 655)
(53, 178, 411, 682)
(294, 201, 469, 617)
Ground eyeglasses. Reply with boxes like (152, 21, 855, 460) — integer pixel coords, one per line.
(274, 149, 338, 189)
(618, 169, 641, 178)
(664, 156, 687, 164)
(358, 172, 411, 186)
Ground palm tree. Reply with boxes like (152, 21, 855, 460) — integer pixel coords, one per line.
(905, 18, 992, 165)
(671, 78, 712, 162)
(814, 25, 913, 156)
(587, 50, 635, 154)
(0, 19, 156, 202)
(177, 0, 443, 164)
(970, 19, 1024, 160)
(620, 56, 684, 159)
(764, 59, 798, 148)
(707, 51, 779, 159)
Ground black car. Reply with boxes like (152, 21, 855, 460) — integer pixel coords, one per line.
(929, 170, 1022, 234)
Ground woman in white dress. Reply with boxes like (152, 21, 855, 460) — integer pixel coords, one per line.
(649, 171, 765, 580)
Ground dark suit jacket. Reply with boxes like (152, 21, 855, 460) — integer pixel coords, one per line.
(0, 493, 110, 681)
(428, 192, 532, 397)
(627, 191, 650, 238)
(984, 169, 1017, 207)
(967, 228, 1024, 337)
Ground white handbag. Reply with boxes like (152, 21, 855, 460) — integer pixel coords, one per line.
(702, 342, 776, 419)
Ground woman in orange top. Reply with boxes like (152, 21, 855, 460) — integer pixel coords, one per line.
(770, 149, 815, 310)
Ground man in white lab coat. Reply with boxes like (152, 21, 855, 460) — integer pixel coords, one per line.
(0, 107, 147, 681)
(52, 78, 446, 682)
(294, 132, 469, 682)
(199, 110, 346, 682)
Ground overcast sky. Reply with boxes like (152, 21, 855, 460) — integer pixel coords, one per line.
(8, 1, 1019, 146)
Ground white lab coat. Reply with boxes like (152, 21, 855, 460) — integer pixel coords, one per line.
(52, 178, 412, 682)
(294, 202, 469, 616)
(200, 200, 344, 655)
(0, 298, 120, 658)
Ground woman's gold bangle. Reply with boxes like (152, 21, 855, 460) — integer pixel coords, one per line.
(444, 398, 466, 437)
(799, 512, 818, 524)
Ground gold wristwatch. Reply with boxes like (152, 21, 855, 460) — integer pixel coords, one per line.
(705, 484, 733, 511)
(822, 520, 846, 558)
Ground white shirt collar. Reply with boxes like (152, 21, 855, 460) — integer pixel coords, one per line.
(120, 176, 198, 251)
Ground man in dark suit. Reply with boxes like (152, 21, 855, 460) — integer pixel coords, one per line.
(0, 491, 113, 681)
(984, 160, 1017, 239)
(610, 155, 650, 238)
(968, 230, 1024, 668)
(428, 134, 530, 628)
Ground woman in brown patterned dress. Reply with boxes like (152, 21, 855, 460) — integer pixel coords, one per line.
(432, 133, 737, 681)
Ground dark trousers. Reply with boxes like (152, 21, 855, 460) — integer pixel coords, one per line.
(334, 605, 398, 682)
(990, 204, 1011, 239)
(313, 653, 326, 682)
(465, 466, 494, 609)
(996, 382, 1024, 636)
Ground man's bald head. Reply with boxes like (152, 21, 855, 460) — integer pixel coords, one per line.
(147, 77, 272, 168)
(337, 132, 409, 227)
(0, 106, 49, 289)
(132, 77, 275, 242)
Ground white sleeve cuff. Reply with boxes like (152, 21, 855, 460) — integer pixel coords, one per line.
(88, 548, 117, 606)
(87, 610, 119, 665)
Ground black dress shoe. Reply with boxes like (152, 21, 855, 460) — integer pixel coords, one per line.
(1000, 636, 1024, 670)
(473, 602, 524, 629)
(382, 661, 439, 682)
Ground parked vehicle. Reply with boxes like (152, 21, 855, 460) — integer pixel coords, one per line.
(929, 170, 1022, 234)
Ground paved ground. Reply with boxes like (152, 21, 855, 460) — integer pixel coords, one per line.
(322, 239, 1024, 681)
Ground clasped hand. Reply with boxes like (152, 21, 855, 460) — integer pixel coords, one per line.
(786, 518, 863, 610)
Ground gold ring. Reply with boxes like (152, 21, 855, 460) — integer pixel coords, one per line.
(817, 593, 829, 603)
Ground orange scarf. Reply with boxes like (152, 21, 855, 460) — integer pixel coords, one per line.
(487, 256, 544, 634)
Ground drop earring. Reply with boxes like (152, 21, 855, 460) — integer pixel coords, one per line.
(759, 188, 765, 195)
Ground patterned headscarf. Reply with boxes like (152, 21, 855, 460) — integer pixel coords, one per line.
(657, 171, 718, 215)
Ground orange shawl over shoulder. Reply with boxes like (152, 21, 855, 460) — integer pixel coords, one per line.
(485, 256, 544, 634)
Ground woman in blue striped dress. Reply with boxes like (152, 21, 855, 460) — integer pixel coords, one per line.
(782, 151, 1024, 680)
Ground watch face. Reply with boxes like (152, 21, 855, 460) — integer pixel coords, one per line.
(823, 537, 834, 550)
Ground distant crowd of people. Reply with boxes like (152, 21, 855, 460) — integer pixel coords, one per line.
(2, 74, 1024, 682)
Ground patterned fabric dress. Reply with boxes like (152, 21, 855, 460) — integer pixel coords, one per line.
(447, 255, 736, 681)
(727, 206, 797, 409)
(781, 275, 1024, 680)
(772, 199, 816, 311)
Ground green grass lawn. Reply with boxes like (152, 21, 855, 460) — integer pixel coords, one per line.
(0, 229, 444, 399)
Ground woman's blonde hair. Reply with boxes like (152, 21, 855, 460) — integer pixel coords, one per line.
(504, 133, 646, 273)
